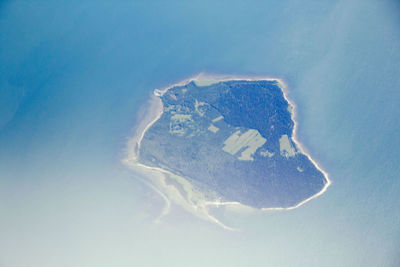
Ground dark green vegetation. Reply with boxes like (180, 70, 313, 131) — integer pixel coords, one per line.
(139, 80, 327, 208)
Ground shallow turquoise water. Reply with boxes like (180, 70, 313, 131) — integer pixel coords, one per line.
(0, 0, 399, 266)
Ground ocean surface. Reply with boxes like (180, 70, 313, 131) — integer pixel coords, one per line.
(1, 0, 399, 266)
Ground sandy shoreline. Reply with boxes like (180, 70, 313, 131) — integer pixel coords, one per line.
(123, 73, 331, 229)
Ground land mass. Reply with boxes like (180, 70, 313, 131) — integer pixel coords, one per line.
(134, 78, 330, 210)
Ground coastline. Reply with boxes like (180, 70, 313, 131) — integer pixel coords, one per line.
(124, 73, 332, 229)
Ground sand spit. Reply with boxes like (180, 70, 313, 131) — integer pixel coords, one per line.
(123, 73, 331, 230)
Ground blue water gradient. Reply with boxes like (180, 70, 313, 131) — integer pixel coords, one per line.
(1, 0, 399, 266)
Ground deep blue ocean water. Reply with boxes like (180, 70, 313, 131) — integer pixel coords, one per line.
(1, 1, 399, 266)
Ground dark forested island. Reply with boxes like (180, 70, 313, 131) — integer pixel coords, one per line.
(137, 79, 329, 209)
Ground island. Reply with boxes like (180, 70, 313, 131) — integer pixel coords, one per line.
(128, 77, 330, 215)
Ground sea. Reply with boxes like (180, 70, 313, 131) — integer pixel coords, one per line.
(0, 0, 399, 266)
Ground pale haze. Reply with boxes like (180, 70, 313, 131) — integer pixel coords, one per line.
(0, 1, 399, 266)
